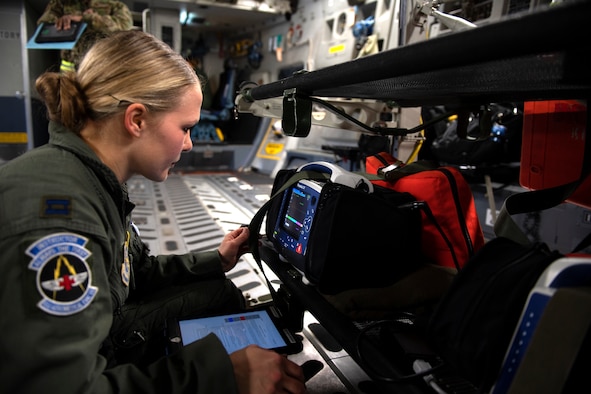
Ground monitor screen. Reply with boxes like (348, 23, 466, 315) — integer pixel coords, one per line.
(272, 179, 323, 272)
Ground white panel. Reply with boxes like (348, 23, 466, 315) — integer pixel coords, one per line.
(147, 8, 181, 52)
(0, 2, 24, 96)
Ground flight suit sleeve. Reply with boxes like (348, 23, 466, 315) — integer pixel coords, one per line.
(83, 0, 133, 32)
(103, 333, 240, 393)
(127, 225, 227, 294)
(37, 0, 66, 24)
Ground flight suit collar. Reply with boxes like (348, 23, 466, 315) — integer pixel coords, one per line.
(47, 121, 135, 217)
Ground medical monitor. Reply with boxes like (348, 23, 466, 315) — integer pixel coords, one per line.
(271, 179, 323, 272)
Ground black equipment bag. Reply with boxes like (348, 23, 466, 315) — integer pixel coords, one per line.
(252, 167, 423, 295)
(305, 181, 421, 294)
(426, 236, 563, 392)
(425, 110, 591, 391)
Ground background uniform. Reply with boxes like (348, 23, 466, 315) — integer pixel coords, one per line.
(37, 0, 133, 71)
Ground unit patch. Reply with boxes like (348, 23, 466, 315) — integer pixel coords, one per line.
(26, 232, 98, 316)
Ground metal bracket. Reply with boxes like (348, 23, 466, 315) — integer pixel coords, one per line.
(236, 88, 402, 136)
(282, 88, 312, 137)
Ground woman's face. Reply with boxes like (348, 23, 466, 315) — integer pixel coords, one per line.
(135, 86, 201, 182)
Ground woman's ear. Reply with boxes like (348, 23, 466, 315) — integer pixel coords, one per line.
(124, 103, 147, 137)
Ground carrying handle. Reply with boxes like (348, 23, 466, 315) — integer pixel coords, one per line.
(298, 161, 374, 192)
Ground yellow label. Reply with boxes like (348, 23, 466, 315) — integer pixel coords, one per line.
(328, 44, 346, 54)
(0, 132, 27, 143)
(265, 142, 284, 155)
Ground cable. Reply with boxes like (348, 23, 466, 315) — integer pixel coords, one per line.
(306, 96, 458, 137)
(413, 359, 448, 394)
(353, 318, 445, 383)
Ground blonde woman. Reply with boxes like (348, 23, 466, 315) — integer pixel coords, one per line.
(0, 30, 306, 394)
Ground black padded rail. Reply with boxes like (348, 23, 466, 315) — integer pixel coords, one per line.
(244, 0, 591, 106)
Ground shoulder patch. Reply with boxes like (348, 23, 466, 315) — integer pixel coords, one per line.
(26, 232, 98, 316)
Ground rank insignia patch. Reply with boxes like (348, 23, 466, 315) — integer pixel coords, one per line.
(26, 232, 98, 316)
(40, 196, 72, 218)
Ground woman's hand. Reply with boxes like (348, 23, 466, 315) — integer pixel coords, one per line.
(230, 345, 307, 394)
(218, 226, 251, 272)
(55, 14, 83, 30)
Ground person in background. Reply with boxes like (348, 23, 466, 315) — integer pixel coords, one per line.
(37, 0, 133, 72)
(0, 29, 306, 394)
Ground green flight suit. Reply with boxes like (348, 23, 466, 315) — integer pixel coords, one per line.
(0, 121, 245, 393)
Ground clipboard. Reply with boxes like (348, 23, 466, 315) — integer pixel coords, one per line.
(27, 22, 87, 50)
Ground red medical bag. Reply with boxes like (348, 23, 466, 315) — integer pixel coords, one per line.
(520, 100, 590, 209)
(366, 152, 485, 270)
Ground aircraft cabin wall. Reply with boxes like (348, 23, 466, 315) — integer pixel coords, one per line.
(174, 0, 407, 176)
(175, 0, 590, 255)
(5, 0, 560, 167)
(174, 0, 556, 176)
